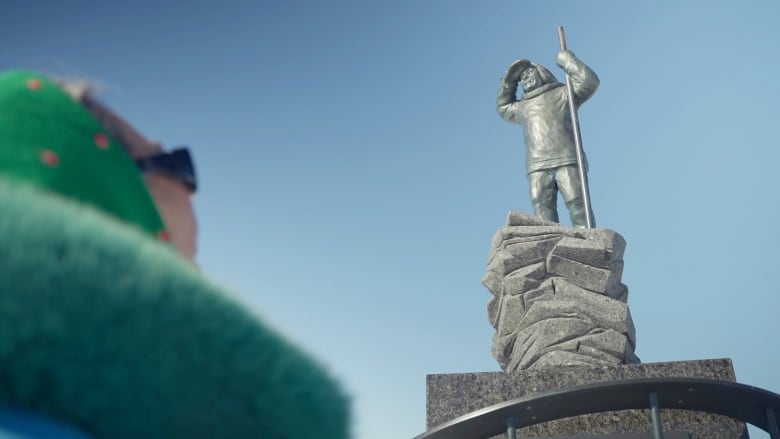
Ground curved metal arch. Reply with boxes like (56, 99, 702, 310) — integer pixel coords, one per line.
(415, 378, 780, 439)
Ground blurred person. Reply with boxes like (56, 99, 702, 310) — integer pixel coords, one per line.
(0, 70, 350, 439)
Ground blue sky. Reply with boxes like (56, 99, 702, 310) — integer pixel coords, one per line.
(3, 1, 780, 437)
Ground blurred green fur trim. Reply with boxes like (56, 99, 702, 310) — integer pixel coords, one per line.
(0, 177, 350, 438)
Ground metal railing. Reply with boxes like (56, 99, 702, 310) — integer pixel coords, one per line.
(415, 378, 780, 439)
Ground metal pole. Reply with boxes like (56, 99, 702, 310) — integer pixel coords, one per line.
(767, 408, 780, 439)
(648, 392, 665, 439)
(557, 26, 595, 228)
(507, 417, 517, 439)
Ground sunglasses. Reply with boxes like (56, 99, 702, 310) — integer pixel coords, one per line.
(135, 148, 197, 193)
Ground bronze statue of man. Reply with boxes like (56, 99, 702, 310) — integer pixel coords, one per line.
(497, 50, 599, 228)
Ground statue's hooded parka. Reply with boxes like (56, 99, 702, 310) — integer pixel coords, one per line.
(497, 57, 599, 174)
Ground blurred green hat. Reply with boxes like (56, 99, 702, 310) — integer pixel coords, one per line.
(0, 70, 167, 240)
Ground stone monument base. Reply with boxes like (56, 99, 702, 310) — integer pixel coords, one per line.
(426, 359, 748, 438)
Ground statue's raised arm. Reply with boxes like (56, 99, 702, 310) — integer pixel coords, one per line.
(555, 49, 599, 107)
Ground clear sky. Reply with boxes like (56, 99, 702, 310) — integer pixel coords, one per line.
(3, 1, 780, 438)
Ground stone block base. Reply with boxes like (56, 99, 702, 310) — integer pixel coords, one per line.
(426, 359, 747, 438)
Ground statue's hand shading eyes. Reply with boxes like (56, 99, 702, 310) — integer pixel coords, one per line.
(503, 58, 531, 84)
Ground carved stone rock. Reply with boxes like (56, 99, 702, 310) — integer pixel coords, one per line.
(484, 211, 639, 371)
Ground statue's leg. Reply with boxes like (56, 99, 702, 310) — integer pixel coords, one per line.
(556, 165, 594, 228)
(528, 170, 559, 223)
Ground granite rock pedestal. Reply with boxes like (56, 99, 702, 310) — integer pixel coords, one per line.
(484, 212, 638, 372)
(426, 212, 749, 437)
(426, 359, 748, 438)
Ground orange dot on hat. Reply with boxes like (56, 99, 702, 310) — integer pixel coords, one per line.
(94, 133, 109, 149)
(41, 149, 59, 167)
(158, 230, 170, 242)
(27, 78, 42, 91)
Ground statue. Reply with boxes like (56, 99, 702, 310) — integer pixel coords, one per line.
(497, 34, 599, 228)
